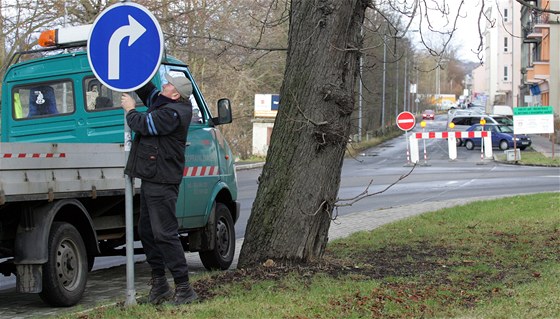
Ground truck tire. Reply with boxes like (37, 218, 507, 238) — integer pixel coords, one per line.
(39, 222, 88, 307)
(199, 203, 235, 270)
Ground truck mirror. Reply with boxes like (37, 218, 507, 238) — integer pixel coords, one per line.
(213, 98, 232, 125)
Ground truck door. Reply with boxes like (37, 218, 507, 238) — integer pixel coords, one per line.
(81, 77, 129, 143)
(156, 67, 221, 229)
(176, 100, 221, 229)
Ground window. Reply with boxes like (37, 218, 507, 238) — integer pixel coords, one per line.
(452, 117, 470, 126)
(504, 8, 509, 22)
(84, 78, 121, 111)
(13, 80, 75, 119)
(503, 66, 509, 81)
(158, 65, 205, 124)
(504, 37, 509, 52)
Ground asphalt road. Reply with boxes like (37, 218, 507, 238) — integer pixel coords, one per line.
(0, 115, 558, 318)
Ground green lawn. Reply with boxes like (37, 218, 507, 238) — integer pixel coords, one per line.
(68, 192, 560, 319)
(495, 148, 560, 166)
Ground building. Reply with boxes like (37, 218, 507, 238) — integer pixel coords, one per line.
(252, 94, 279, 156)
(483, 0, 522, 110)
(471, 64, 487, 105)
(520, 0, 560, 115)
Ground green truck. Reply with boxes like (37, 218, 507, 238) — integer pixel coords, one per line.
(0, 25, 239, 306)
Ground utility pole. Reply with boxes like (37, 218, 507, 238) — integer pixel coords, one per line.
(358, 27, 363, 142)
(381, 33, 387, 130)
(403, 54, 408, 112)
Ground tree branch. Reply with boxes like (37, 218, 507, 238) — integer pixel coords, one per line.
(335, 163, 417, 207)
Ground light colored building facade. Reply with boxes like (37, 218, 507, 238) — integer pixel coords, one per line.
(471, 64, 487, 103)
(483, 0, 522, 110)
(520, 0, 560, 115)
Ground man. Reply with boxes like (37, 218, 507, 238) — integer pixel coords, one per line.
(120, 73, 197, 305)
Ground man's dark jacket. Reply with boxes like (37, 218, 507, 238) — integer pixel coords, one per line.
(124, 82, 192, 184)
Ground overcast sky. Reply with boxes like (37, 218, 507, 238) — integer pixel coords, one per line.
(410, 0, 485, 63)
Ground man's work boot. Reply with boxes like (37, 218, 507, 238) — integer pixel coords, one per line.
(148, 276, 173, 305)
(172, 282, 198, 305)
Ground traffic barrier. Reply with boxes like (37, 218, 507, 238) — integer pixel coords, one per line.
(409, 131, 492, 163)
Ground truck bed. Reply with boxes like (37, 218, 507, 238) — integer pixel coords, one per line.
(0, 143, 137, 204)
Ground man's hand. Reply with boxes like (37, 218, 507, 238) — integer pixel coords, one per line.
(121, 93, 136, 112)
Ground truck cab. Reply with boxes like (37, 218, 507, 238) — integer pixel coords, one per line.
(0, 26, 239, 306)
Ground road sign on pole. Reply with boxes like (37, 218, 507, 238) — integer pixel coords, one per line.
(87, 2, 164, 92)
(88, 2, 164, 307)
(396, 111, 416, 131)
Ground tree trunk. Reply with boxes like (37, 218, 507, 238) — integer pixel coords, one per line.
(238, 0, 367, 268)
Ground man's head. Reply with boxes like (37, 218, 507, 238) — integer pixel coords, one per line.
(162, 74, 193, 101)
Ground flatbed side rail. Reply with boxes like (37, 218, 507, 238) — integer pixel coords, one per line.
(0, 143, 139, 204)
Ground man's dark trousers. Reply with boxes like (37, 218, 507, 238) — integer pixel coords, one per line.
(138, 180, 189, 283)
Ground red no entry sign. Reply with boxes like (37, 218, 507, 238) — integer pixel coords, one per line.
(396, 111, 416, 131)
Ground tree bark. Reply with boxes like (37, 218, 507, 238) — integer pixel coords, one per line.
(238, 0, 367, 268)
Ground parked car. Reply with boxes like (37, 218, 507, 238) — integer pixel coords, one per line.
(463, 124, 532, 151)
(447, 114, 514, 146)
(422, 109, 435, 120)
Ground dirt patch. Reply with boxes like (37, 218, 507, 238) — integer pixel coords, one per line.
(191, 233, 558, 316)
(192, 242, 454, 301)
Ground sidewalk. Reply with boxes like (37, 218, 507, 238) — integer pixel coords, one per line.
(529, 133, 559, 158)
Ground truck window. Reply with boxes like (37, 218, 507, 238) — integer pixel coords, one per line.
(13, 80, 75, 119)
(84, 77, 121, 111)
(159, 66, 205, 124)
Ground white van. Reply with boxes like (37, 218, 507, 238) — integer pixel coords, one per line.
(492, 105, 513, 116)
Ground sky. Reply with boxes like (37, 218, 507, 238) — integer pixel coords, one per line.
(410, 0, 485, 63)
(452, 1, 486, 62)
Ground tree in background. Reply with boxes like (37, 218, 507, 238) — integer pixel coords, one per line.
(237, 0, 492, 267)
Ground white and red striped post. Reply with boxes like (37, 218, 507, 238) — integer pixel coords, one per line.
(405, 131, 411, 164)
(420, 121, 429, 165)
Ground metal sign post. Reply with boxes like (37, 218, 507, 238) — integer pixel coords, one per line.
(123, 114, 136, 306)
(396, 112, 416, 166)
(88, 1, 164, 306)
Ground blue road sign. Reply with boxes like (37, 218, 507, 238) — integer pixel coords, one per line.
(87, 2, 164, 92)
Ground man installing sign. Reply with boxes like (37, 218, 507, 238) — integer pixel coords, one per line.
(121, 74, 197, 305)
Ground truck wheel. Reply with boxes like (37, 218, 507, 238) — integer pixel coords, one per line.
(39, 222, 87, 307)
(199, 203, 235, 270)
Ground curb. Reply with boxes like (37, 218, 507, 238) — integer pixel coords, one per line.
(235, 162, 265, 171)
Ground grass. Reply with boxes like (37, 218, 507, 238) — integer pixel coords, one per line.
(495, 148, 560, 166)
(66, 192, 560, 319)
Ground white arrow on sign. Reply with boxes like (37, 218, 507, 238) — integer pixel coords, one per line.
(108, 15, 146, 80)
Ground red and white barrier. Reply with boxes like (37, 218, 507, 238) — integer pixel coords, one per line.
(409, 131, 492, 163)
(1, 152, 66, 158)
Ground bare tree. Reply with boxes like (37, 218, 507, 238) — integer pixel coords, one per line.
(238, 0, 367, 267)
(237, 0, 504, 267)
